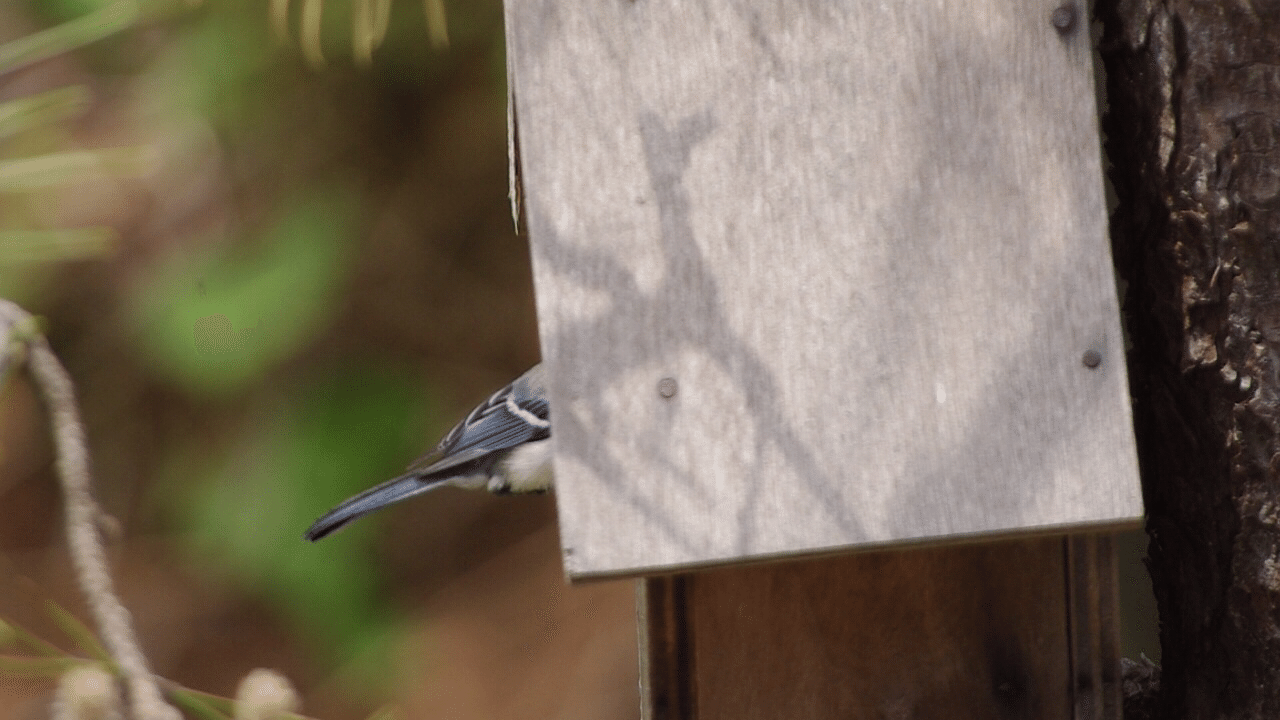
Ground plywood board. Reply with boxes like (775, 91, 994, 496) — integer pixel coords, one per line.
(639, 535, 1122, 720)
(505, 0, 1143, 577)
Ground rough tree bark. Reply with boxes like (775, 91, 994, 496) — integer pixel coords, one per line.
(1098, 0, 1280, 718)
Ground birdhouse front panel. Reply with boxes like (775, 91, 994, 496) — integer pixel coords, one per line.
(505, 0, 1143, 578)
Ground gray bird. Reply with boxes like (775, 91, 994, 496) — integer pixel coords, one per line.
(305, 364, 551, 541)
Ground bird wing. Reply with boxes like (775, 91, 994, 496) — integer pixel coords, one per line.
(408, 364, 550, 477)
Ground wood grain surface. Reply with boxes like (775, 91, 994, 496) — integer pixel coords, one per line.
(505, 0, 1142, 577)
(640, 535, 1122, 720)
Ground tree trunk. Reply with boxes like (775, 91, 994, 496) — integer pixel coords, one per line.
(1098, 1, 1280, 717)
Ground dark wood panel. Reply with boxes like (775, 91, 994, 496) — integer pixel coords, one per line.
(642, 535, 1121, 720)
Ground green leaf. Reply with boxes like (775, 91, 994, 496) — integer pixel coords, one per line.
(0, 654, 82, 676)
(0, 0, 140, 75)
(0, 228, 116, 263)
(45, 602, 112, 665)
(1, 615, 66, 658)
(165, 685, 233, 720)
(0, 147, 154, 191)
(0, 86, 92, 141)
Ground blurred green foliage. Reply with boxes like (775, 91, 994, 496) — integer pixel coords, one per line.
(34, 0, 117, 24)
(0, 1, 144, 272)
(127, 187, 358, 394)
(2, 0, 140, 73)
(1, 0, 516, 707)
(173, 2, 277, 120)
(165, 363, 436, 694)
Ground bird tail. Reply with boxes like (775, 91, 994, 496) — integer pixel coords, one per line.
(305, 473, 447, 541)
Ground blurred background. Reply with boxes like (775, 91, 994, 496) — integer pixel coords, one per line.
(0, 0, 638, 718)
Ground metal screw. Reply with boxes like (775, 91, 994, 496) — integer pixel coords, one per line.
(658, 377, 678, 398)
(1051, 4, 1077, 34)
(1082, 349, 1102, 368)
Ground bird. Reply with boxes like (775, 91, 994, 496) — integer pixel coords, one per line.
(305, 364, 551, 541)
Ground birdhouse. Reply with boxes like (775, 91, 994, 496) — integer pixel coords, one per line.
(504, 0, 1140, 715)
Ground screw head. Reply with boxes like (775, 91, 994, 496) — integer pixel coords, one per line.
(658, 377, 678, 398)
(1051, 4, 1077, 33)
(1082, 349, 1102, 368)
